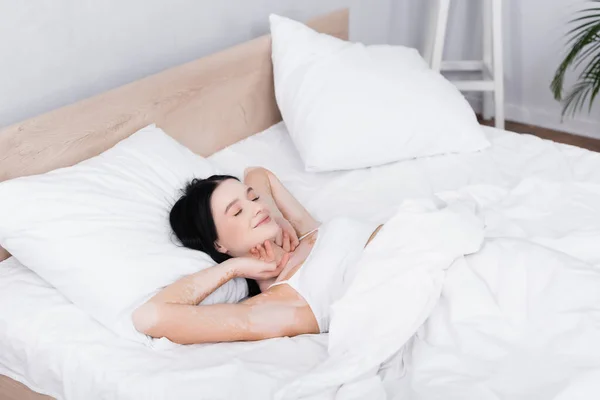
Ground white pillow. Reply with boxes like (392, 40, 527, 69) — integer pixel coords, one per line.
(269, 14, 490, 172)
(0, 125, 248, 345)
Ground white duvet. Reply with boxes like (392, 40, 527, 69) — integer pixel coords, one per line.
(399, 180, 600, 400)
(2, 122, 600, 399)
(277, 178, 600, 399)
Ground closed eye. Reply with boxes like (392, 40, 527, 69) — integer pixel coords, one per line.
(233, 196, 260, 217)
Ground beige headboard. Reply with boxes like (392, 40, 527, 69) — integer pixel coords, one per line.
(0, 9, 349, 262)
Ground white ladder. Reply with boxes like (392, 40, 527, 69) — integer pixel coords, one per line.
(424, 0, 505, 129)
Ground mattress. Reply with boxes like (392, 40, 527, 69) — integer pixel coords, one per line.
(2, 121, 600, 400)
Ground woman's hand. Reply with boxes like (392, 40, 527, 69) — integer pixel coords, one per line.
(249, 239, 291, 267)
(273, 215, 300, 252)
(231, 241, 290, 281)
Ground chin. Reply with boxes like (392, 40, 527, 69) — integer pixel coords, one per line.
(265, 220, 280, 237)
(254, 222, 279, 243)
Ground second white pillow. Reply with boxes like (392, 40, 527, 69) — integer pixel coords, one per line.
(270, 14, 490, 172)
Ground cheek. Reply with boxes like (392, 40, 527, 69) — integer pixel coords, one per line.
(217, 217, 279, 253)
(214, 216, 245, 249)
(263, 222, 280, 238)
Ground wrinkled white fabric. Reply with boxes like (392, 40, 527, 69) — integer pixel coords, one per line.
(278, 177, 600, 399)
(396, 179, 600, 400)
(276, 196, 485, 399)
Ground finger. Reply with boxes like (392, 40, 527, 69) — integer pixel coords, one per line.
(264, 240, 274, 260)
(258, 245, 267, 260)
(264, 261, 277, 271)
(276, 251, 287, 268)
(282, 232, 291, 252)
(262, 270, 279, 279)
(292, 235, 300, 251)
(261, 263, 278, 278)
(278, 252, 291, 269)
(275, 230, 283, 247)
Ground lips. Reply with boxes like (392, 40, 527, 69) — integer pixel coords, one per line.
(254, 215, 271, 228)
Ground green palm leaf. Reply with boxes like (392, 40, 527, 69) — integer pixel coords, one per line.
(551, 1, 600, 117)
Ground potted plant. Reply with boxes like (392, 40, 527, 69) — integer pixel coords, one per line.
(551, 1, 600, 117)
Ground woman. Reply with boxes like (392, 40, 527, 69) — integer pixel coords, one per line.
(132, 167, 383, 344)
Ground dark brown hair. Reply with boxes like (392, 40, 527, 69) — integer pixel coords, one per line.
(169, 175, 260, 297)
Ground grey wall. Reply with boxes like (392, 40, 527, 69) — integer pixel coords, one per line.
(0, 0, 391, 128)
(391, 0, 600, 138)
(1, 0, 599, 137)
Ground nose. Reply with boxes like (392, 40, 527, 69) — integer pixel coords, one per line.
(252, 201, 266, 216)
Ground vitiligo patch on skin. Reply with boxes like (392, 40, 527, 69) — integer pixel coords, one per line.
(244, 285, 306, 308)
(247, 303, 299, 336)
(187, 269, 235, 304)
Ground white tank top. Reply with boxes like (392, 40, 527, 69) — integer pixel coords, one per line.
(269, 216, 379, 332)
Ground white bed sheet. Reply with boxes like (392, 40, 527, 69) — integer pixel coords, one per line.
(2, 121, 600, 400)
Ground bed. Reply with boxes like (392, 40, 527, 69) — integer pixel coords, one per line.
(2, 7, 600, 400)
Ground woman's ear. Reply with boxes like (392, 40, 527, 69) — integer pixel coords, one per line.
(214, 241, 228, 254)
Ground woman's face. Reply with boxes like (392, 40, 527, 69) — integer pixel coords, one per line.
(211, 179, 279, 257)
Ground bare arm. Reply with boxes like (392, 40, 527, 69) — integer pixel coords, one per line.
(132, 255, 291, 344)
(134, 300, 311, 344)
(244, 167, 319, 237)
(132, 261, 237, 342)
(144, 262, 236, 307)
